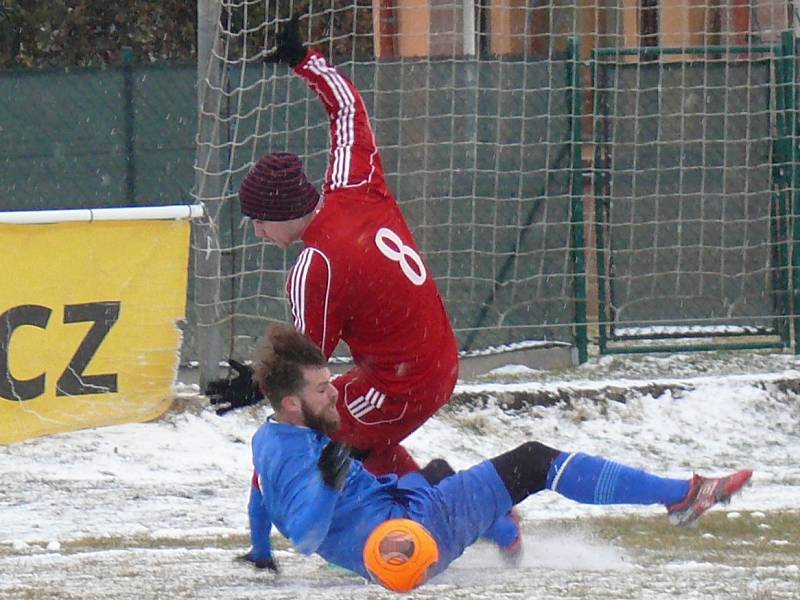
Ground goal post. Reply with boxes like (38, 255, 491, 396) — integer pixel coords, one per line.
(194, 0, 226, 389)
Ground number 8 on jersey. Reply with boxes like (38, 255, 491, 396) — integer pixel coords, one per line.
(374, 227, 427, 286)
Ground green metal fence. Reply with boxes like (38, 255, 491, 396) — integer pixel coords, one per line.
(2, 36, 799, 364)
(589, 39, 797, 355)
(0, 55, 197, 211)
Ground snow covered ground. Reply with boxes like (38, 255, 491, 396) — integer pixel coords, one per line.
(1, 351, 799, 598)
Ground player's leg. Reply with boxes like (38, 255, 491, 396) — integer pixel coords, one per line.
(379, 441, 751, 585)
(328, 368, 418, 474)
(415, 458, 520, 554)
(330, 366, 454, 476)
(491, 442, 751, 525)
(358, 375, 456, 476)
(408, 460, 515, 577)
(490, 441, 688, 505)
(421, 439, 751, 557)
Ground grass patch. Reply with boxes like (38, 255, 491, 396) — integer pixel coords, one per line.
(4, 511, 797, 566)
(0, 532, 294, 557)
(572, 510, 800, 568)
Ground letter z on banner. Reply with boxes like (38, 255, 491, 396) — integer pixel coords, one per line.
(0, 218, 191, 444)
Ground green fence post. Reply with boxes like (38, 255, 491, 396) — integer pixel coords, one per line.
(121, 46, 136, 205)
(774, 32, 792, 348)
(783, 31, 800, 354)
(590, 49, 609, 354)
(567, 38, 588, 364)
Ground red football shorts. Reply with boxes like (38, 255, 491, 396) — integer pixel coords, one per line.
(330, 362, 457, 477)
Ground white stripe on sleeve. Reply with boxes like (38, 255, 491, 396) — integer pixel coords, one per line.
(287, 247, 333, 355)
(308, 55, 355, 189)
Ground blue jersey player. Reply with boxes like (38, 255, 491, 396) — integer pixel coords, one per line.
(239, 323, 752, 591)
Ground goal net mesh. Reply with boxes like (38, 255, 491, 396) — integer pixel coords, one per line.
(192, 0, 793, 370)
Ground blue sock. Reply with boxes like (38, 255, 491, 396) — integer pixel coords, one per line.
(546, 452, 689, 506)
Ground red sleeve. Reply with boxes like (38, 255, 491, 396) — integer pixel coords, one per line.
(286, 247, 344, 358)
(294, 50, 382, 193)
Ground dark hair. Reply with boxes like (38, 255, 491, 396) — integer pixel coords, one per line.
(253, 323, 326, 410)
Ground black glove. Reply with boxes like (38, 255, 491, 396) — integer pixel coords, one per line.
(236, 550, 278, 572)
(264, 13, 307, 68)
(318, 440, 352, 492)
(205, 359, 264, 416)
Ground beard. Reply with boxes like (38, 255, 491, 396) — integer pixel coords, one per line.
(300, 400, 340, 437)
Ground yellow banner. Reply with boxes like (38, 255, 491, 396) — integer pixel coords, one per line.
(0, 219, 190, 444)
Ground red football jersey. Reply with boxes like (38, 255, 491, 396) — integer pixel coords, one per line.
(288, 52, 458, 396)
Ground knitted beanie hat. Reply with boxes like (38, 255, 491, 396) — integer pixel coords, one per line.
(238, 152, 320, 221)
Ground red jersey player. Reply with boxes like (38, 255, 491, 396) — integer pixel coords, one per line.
(207, 16, 458, 478)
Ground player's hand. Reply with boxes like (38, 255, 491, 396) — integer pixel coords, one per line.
(264, 13, 306, 67)
(205, 359, 264, 416)
(318, 440, 352, 492)
(236, 550, 279, 572)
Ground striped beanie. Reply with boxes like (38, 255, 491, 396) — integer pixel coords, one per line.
(239, 152, 320, 221)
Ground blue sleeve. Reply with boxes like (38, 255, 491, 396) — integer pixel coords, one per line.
(280, 471, 340, 555)
(247, 481, 273, 561)
(255, 429, 344, 556)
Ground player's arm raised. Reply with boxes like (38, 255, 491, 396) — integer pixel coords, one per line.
(295, 50, 380, 191)
(266, 14, 381, 192)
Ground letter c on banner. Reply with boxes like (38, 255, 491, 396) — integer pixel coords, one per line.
(0, 305, 51, 401)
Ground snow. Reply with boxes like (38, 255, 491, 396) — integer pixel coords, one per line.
(1, 351, 799, 598)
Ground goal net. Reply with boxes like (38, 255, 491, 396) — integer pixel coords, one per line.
(192, 0, 579, 378)
(191, 1, 795, 380)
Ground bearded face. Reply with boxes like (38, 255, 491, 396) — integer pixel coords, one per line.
(295, 366, 340, 435)
(300, 397, 340, 436)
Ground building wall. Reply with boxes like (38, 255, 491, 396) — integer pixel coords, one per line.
(371, 0, 792, 59)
